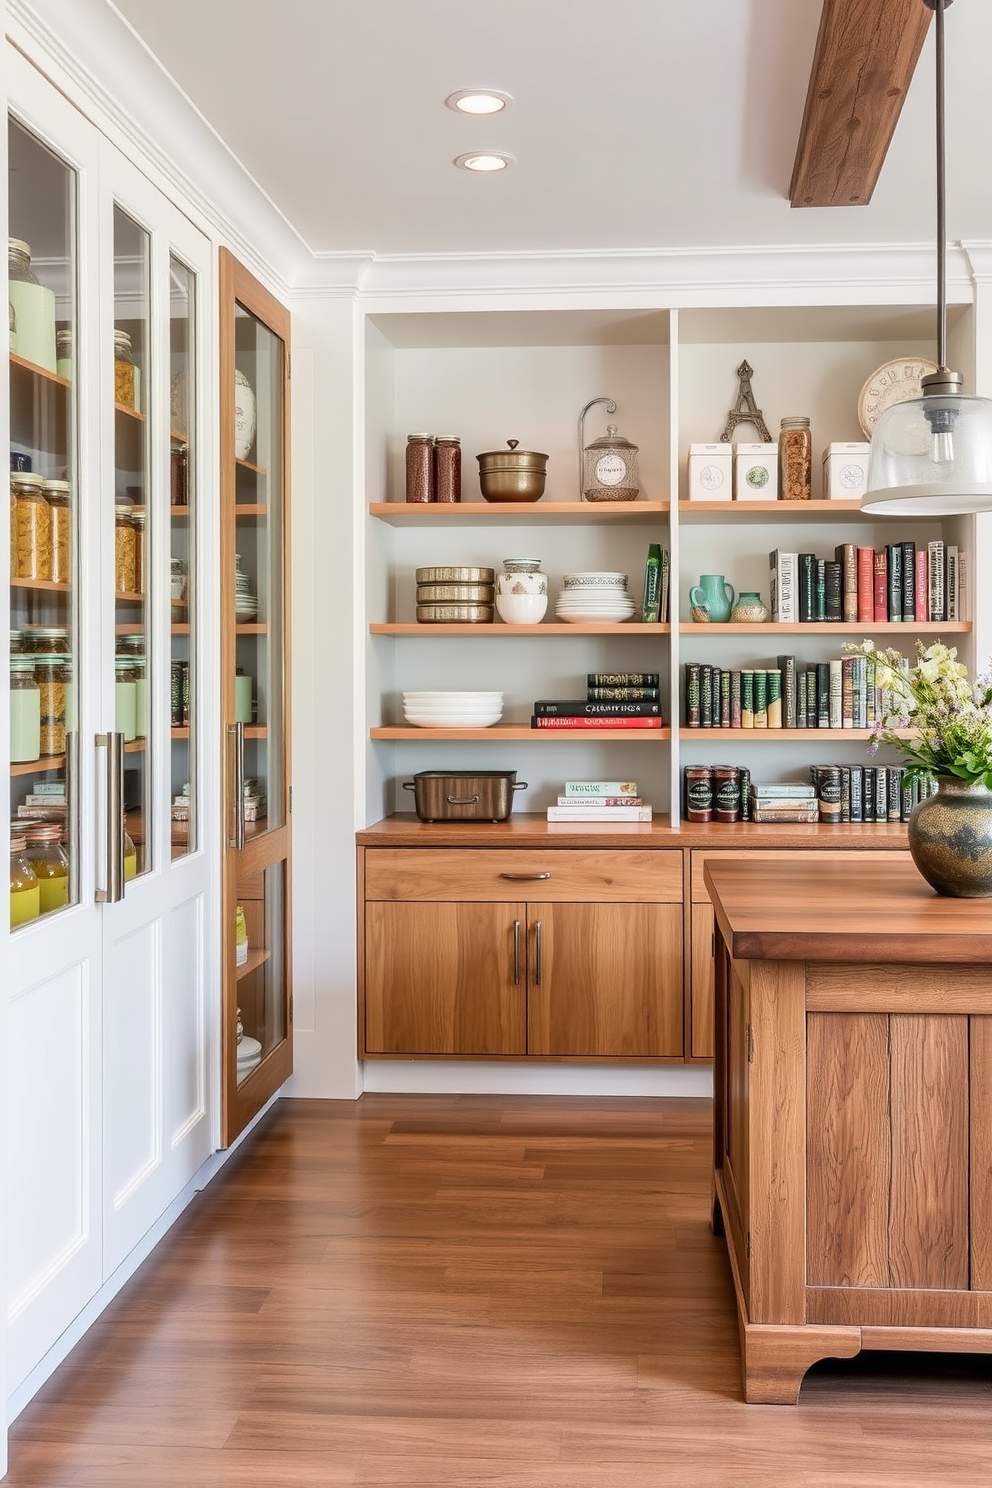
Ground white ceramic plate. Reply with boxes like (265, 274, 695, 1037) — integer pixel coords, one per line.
(404, 715, 503, 728)
(555, 612, 634, 625)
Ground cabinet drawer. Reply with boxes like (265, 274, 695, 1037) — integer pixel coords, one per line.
(689, 848, 909, 903)
(365, 848, 682, 903)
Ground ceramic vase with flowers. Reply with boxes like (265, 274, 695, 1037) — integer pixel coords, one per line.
(845, 639, 992, 896)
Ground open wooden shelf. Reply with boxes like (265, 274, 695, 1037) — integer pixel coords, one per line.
(236, 623, 267, 634)
(11, 576, 70, 594)
(171, 727, 190, 739)
(115, 589, 145, 603)
(124, 738, 146, 753)
(236, 457, 267, 477)
(234, 504, 268, 516)
(170, 504, 190, 517)
(372, 724, 671, 741)
(371, 621, 670, 636)
(679, 726, 914, 741)
(114, 401, 145, 422)
(678, 499, 864, 522)
(680, 620, 972, 636)
(369, 500, 670, 526)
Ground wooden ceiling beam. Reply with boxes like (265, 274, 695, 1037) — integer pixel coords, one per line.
(790, 0, 932, 208)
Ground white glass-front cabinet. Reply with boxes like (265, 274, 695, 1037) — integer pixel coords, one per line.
(6, 58, 217, 1394)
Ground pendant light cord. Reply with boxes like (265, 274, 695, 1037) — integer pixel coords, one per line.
(934, 0, 947, 371)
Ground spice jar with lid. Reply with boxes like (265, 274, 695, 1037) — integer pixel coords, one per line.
(114, 658, 137, 742)
(8, 238, 56, 372)
(114, 328, 136, 409)
(10, 472, 52, 580)
(10, 656, 41, 762)
(779, 416, 813, 501)
(43, 479, 71, 583)
(22, 822, 69, 916)
(434, 436, 462, 504)
(10, 832, 41, 928)
(115, 504, 137, 592)
(405, 433, 435, 503)
(34, 654, 69, 755)
(25, 625, 69, 655)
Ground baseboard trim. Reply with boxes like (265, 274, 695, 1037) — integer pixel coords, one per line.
(360, 1061, 713, 1098)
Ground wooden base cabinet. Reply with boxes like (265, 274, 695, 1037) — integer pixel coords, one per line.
(360, 846, 684, 1060)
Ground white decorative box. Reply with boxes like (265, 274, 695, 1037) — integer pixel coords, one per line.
(687, 443, 732, 500)
(822, 441, 870, 499)
(733, 442, 778, 501)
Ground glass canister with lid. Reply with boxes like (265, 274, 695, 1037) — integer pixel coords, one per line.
(8, 238, 56, 372)
(56, 327, 73, 380)
(114, 657, 138, 742)
(43, 479, 71, 583)
(10, 832, 41, 928)
(131, 508, 145, 594)
(10, 656, 41, 762)
(114, 328, 137, 409)
(34, 653, 69, 755)
(115, 503, 137, 593)
(118, 643, 147, 737)
(21, 821, 69, 915)
(10, 472, 52, 580)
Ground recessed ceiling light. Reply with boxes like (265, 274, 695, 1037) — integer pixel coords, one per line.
(445, 89, 512, 115)
(454, 151, 514, 173)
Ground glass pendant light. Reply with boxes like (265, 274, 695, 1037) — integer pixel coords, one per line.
(861, 0, 992, 516)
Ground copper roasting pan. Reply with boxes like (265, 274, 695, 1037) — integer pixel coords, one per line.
(402, 770, 527, 822)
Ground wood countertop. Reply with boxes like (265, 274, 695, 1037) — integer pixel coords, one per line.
(357, 813, 910, 850)
(704, 856, 992, 964)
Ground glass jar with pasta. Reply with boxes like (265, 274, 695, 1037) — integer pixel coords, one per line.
(114, 504, 137, 593)
(43, 479, 71, 583)
(34, 654, 68, 756)
(10, 472, 51, 579)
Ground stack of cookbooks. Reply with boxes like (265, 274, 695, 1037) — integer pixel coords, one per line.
(749, 780, 819, 823)
(531, 672, 663, 731)
(547, 781, 652, 822)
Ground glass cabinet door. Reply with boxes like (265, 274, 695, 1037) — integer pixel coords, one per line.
(170, 255, 196, 859)
(219, 248, 291, 1145)
(8, 117, 78, 925)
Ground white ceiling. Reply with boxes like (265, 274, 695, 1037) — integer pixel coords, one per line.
(108, 0, 992, 259)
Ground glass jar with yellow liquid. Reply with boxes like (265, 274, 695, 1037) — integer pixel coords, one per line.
(124, 827, 138, 882)
(10, 831, 40, 928)
(22, 821, 68, 915)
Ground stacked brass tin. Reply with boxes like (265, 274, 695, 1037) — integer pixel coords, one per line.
(415, 566, 494, 623)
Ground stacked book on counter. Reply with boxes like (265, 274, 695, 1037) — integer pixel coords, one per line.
(548, 781, 652, 823)
(532, 672, 663, 731)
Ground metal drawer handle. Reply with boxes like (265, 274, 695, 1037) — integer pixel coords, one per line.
(446, 793, 480, 805)
(498, 871, 551, 881)
(534, 919, 543, 984)
(513, 919, 521, 985)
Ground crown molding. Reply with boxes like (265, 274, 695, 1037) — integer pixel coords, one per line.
(6, 0, 309, 295)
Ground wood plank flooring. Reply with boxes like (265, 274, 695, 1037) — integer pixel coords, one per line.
(7, 1095, 992, 1486)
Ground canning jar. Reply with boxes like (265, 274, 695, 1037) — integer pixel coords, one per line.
(9, 656, 41, 762)
(10, 472, 52, 579)
(56, 327, 73, 380)
(22, 821, 68, 915)
(405, 433, 434, 503)
(26, 625, 69, 656)
(124, 828, 137, 881)
(34, 654, 68, 755)
(114, 658, 137, 742)
(114, 504, 137, 592)
(779, 416, 812, 502)
(131, 508, 145, 594)
(10, 832, 40, 928)
(43, 479, 71, 583)
(114, 328, 136, 409)
(129, 652, 147, 737)
(434, 436, 462, 503)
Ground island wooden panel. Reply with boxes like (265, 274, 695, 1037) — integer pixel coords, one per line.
(526, 902, 683, 1059)
(971, 1017, 992, 1292)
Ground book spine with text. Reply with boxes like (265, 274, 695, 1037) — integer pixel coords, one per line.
(828, 659, 843, 729)
(534, 700, 659, 716)
(769, 549, 798, 623)
(824, 560, 843, 622)
(799, 553, 816, 623)
(947, 545, 959, 621)
(564, 781, 639, 796)
(815, 558, 828, 622)
(546, 806, 653, 822)
(873, 549, 888, 622)
(588, 673, 659, 687)
(588, 686, 659, 701)
(835, 542, 859, 623)
(532, 716, 663, 729)
(901, 541, 916, 621)
(777, 655, 796, 729)
(927, 541, 945, 620)
(857, 546, 874, 624)
(556, 795, 642, 807)
(886, 543, 903, 622)
(914, 548, 927, 623)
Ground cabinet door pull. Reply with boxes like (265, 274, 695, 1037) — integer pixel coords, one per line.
(228, 722, 245, 850)
(534, 920, 543, 985)
(95, 731, 125, 904)
(498, 871, 551, 881)
(65, 729, 79, 905)
(513, 919, 521, 985)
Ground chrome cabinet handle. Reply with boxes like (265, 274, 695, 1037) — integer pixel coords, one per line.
(95, 731, 125, 903)
(513, 918, 521, 985)
(534, 920, 543, 985)
(228, 722, 245, 850)
(498, 871, 551, 881)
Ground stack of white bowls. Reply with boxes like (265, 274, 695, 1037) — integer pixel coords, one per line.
(402, 691, 503, 728)
(554, 572, 635, 624)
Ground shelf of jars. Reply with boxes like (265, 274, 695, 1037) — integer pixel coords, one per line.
(369, 500, 670, 527)
(371, 621, 671, 637)
(679, 621, 971, 636)
(371, 724, 672, 742)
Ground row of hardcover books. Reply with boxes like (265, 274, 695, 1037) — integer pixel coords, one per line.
(684, 654, 906, 731)
(533, 672, 664, 730)
(769, 541, 965, 623)
(683, 763, 936, 824)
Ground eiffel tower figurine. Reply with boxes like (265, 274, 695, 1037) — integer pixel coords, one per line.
(720, 360, 771, 443)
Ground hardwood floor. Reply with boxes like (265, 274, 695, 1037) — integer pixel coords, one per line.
(7, 1095, 992, 1486)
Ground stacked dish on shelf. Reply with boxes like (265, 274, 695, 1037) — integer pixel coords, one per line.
(402, 691, 503, 728)
(555, 572, 634, 624)
(234, 552, 258, 620)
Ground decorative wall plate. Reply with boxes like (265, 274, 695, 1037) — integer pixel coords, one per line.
(857, 357, 938, 437)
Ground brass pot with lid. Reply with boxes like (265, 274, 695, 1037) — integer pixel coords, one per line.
(476, 440, 549, 503)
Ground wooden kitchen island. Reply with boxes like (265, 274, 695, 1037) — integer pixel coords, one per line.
(705, 855, 992, 1405)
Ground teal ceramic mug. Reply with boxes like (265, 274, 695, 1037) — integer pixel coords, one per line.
(689, 574, 735, 623)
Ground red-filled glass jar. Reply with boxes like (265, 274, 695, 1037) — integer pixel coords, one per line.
(405, 433, 434, 503)
(434, 436, 461, 503)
